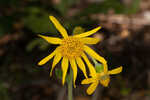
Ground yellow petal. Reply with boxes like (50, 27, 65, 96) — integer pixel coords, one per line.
(84, 45, 108, 72)
(70, 58, 77, 88)
(108, 66, 123, 75)
(38, 49, 56, 65)
(38, 35, 62, 44)
(100, 77, 110, 87)
(81, 53, 96, 77)
(87, 82, 99, 95)
(81, 37, 100, 44)
(76, 57, 88, 78)
(50, 52, 62, 76)
(103, 64, 108, 73)
(49, 16, 68, 38)
(74, 26, 101, 38)
(61, 57, 69, 85)
(81, 78, 94, 84)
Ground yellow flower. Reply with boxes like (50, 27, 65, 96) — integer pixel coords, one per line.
(38, 16, 107, 87)
(81, 64, 122, 95)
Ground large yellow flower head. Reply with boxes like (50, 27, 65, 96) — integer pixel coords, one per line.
(81, 63, 122, 95)
(38, 16, 107, 87)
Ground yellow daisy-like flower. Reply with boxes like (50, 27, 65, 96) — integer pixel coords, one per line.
(38, 16, 107, 87)
(81, 64, 122, 95)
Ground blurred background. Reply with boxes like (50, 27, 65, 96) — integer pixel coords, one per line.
(0, 0, 150, 100)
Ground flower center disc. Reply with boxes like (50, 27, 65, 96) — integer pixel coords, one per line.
(60, 37, 84, 58)
(97, 72, 109, 81)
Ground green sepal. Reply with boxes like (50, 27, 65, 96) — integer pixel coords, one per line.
(91, 57, 104, 73)
(73, 26, 85, 35)
(95, 63, 104, 73)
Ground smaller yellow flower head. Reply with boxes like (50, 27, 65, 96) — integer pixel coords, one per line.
(38, 16, 107, 87)
(97, 72, 110, 87)
(81, 64, 122, 95)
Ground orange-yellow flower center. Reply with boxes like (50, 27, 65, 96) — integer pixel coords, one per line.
(97, 72, 109, 81)
(59, 37, 84, 58)
(96, 72, 110, 87)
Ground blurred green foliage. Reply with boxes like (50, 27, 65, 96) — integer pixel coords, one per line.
(0, 0, 140, 37)
(0, 0, 17, 6)
(23, 7, 58, 33)
(26, 38, 49, 51)
(120, 87, 131, 96)
(79, 0, 140, 16)
(0, 81, 10, 100)
(126, 0, 140, 14)
(0, 16, 14, 36)
(55, 0, 79, 16)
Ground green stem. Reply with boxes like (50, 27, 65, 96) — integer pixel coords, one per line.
(68, 68, 73, 100)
